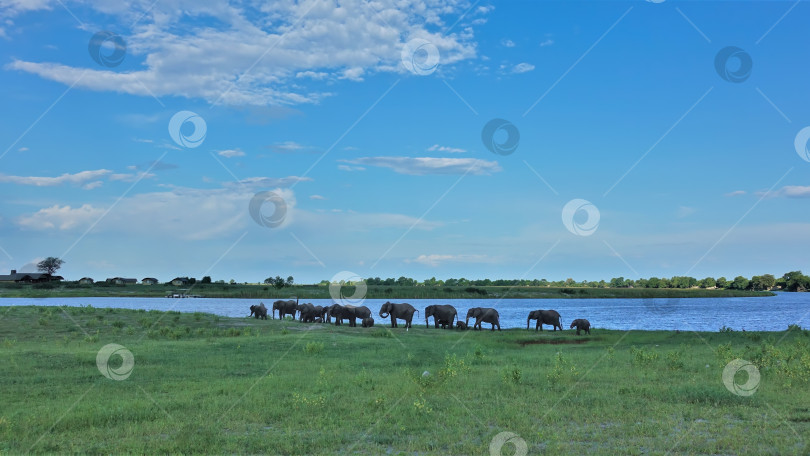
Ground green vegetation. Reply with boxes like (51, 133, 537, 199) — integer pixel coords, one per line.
(1, 306, 809, 454)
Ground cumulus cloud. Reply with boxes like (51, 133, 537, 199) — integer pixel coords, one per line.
(18, 204, 105, 230)
(512, 62, 535, 74)
(501, 39, 515, 47)
(725, 190, 746, 197)
(309, 194, 326, 200)
(340, 157, 501, 175)
(7, 0, 489, 106)
(539, 39, 554, 47)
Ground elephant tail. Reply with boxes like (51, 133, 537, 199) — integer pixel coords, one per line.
(414, 309, 420, 317)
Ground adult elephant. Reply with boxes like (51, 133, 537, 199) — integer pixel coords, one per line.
(349, 305, 372, 321)
(466, 307, 501, 331)
(296, 303, 324, 323)
(272, 298, 298, 320)
(425, 305, 457, 329)
(249, 303, 267, 320)
(527, 309, 562, 331)
(326, 303, 368, 327)
(379, 302, 419, 328)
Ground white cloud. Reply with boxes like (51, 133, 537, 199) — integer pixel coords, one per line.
(725, 190, 746, 197)
(0, 169, 111, 187)
(18, 204, 105, 230)
(8, 1, 487, 106)
(341, 157, 501, 175)
(512, 62, 535, 74)
(266, 141, 317, 154)
(217, 148, 245, 158)
(338, 164, 365, 172)
(296, 71, 329, 80)
(501, 39, 515, 48)
(427, 144, 466, 153)
(309, 194, 326, 200)
(539, 39, 554, 47)
(109, 171, 156, 182)
(407, 253, 490, 267)
(760, 185, 810, 198)
(224, 176, 313, 191)
(82, 181, 104, 190)
(17, 147, 28, 152)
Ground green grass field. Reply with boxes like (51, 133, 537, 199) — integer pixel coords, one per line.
(0, 282, 774, 299)
(1, 305, 808, 454)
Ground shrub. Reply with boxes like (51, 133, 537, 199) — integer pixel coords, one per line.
(630, 346, 659, 366)
(304, 342, 324, 355)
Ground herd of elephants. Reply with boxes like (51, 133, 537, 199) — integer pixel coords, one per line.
(248, 298, 593, 335)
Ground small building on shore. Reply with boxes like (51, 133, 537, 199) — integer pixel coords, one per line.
(78, 277, 94, 284)
(107, 277, 137, 285)
(0, 270, 63, 283)
(142, 278, 159, 285)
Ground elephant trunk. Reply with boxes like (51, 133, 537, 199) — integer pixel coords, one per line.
(527, 317, 530, 330)
(380, 309, 389, 318)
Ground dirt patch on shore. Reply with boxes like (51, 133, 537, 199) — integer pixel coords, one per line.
(519, 338, 597, 346)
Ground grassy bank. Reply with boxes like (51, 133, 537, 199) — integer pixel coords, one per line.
(1, 306, 808, 454)
(0, 282, 775, 299)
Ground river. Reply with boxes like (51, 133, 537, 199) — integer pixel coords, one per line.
(2, 292, 809, 331)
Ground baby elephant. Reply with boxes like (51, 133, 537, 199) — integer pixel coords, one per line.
(456, 321, 468, 330)
(569, 319, 591, 335)
(362, 317, 375, 328)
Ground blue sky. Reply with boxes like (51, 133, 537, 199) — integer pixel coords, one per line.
(0, 0, 808, 284)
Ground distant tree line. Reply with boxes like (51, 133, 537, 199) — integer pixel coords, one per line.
(322, 271, 810, 292)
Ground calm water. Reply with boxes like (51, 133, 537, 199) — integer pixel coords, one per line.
(2, 293, 809, 331)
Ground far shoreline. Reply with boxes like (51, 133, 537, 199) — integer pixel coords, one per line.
(0, 283, 777, 300)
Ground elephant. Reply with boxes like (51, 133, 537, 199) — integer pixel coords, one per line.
(326, 303, 369, 327)
(249, 303, 267, 320)
(348, 305, 372, 321)
(570, 319, 591, 335)
(361, 317, 375, 327)
(456, 321, 468, 330)
(527, 309, 562, 331)
(379, 302, 419, 328)
(272, 298, 298, 320)
(424, 304, 457, 329)
(466, 307, 500, 331)
(296, 303, 324, 323)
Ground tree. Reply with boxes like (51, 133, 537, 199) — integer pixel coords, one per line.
(286, 276, 294, 287)
(37, 257, 64, 275)
(201, 276, 212, 284)
(716, 277, 728, 288)
(273, 276, 285, 289)
(610, 277, 626, 288)
(750, 274, 774, 291)
(783, 271, 810, 292)
(730, 276, 750, 290)
(699, 277, 716, 289)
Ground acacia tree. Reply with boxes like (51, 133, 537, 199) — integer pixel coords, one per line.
(37, 257, 64, 275)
